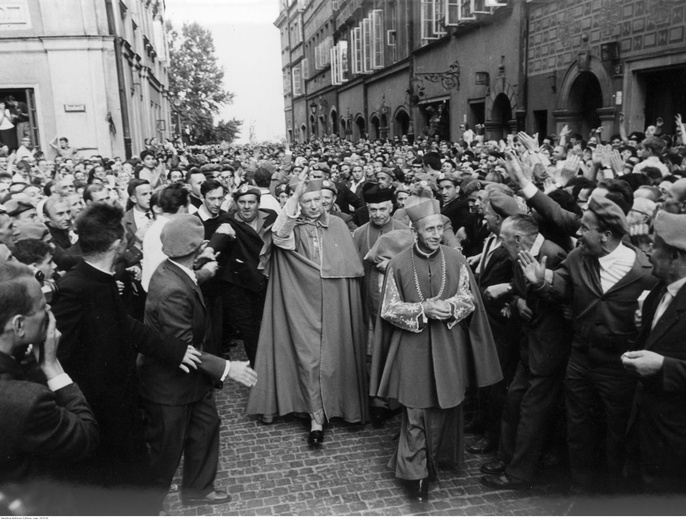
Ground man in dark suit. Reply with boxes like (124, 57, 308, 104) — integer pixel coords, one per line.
(480, 214, 571, 489)
(141, 214, 257, 508)
(623, 211, 686, 492)
(51, 203, 204, 515)
(201, 185, 278, 367)
(468, 192, 522, 455)
(0, 261, 98, 514)
(519, 197, 656, 492)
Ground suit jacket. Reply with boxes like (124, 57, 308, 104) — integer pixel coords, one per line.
(52, 260, 188, 460)
(527, 190, 578, 252)
(512, 238, 571, 375)
(631, 282, 686, 477)
(334, 182, 364, 215)
(540, 244, 656, 350)
(0, 352, 98, 485)
(476, 241, 518, 343)
(140, 260, 227, 406)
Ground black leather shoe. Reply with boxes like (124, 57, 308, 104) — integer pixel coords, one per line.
(480, 473, 532, 490)
(308, 429, 324, 445)
(467, 437, 496, 454)
(481, 459, 507, 475)
(407, 478, 430, 502)
(181, 490, 231, 506)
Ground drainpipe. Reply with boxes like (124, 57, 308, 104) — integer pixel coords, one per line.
(105, 0, 133, 159)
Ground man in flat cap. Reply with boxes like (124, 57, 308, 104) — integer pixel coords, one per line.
(468, 191, 523, 456)
(246, 168, 369, 444)
(519, 196, 656, 493)
(622, 211, 686, 491)
(141, 214, 257, 509)
(370, 199, 502, 502)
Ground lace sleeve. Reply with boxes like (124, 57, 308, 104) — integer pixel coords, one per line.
(380, 269, 427, 333)
(443, 264, 476, 330)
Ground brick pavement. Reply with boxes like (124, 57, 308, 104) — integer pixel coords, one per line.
(164, 343, 576, 516)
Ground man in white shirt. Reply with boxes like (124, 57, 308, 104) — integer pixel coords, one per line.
(518, 196, 656, 493)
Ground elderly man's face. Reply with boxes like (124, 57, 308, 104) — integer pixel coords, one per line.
(299, 190, 323, 220)
(376, 172, 393, 188)
(414, 214, 444, 253)
(368, 201, 393, 227)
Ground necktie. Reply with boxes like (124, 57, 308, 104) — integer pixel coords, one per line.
(651, 286, 672, 330)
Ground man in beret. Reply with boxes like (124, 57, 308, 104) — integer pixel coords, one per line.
(370, 199, 502, 502)
(200, 183, 278, 366)
(320, 179, 356, 232)
(622, 211, 686, 491)
(468, 192, 523, 456)
(310, 162, 363, 215)
(247, 168, 368, 444)
(141, 214, 257, 509)
(352, 183, 410, 425)
(51, 203, 208, 514)
(5, 198, 38, 223)
(518, 196, 656, 493)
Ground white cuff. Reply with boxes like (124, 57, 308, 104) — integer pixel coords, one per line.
(47, 373, 73, 392)
(521, 181, 539, 200)
(220, 360, 231, 382)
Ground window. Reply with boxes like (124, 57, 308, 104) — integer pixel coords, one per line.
(315, 36, 332, 69)
(302, 58, 310, 80)
(283, 68, 291, 95)
(387, 2, 398, 63)
(351, 27, 362, 75)
(371, 9, 384, 70)
(362, 17, 372, 73)
(293, 64, 302, 96)
(330, 41, 349, 85)
(421, 0, 446, 41)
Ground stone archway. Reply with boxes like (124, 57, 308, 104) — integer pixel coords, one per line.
(554, 54, 615, 137)
(393, 107, 410, 137)
(354, 115, 366, 142)
(370, 113, 380, 141)
(485, 79, 518, 139)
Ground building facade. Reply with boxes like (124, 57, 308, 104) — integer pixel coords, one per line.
(276, 0, 686, 144)
(0, 0, 172, 159)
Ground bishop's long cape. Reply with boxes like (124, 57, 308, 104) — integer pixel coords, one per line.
(370, 244, 502, 409)
(246, 213, 369, 423)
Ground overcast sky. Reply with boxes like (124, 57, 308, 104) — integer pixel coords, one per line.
(165, 0, 285, 143)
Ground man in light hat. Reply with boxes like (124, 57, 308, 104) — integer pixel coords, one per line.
(141, 213, 257, 509)
(370, 199, 502, 502)
(246, 168, 369, 445)
(622, 211, 686, 491)
(518, 196, 656, 493)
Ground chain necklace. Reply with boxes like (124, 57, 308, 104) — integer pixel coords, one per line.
(411, 244, 447, 302)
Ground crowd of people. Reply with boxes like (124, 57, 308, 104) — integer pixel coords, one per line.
(2, 112, 686, 514)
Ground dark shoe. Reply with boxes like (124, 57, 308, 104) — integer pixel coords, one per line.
(480, 473, 532, 490)
(407, 478, 430, 502)
(370, 407, 394, 429)
(467, 437, 496, 455)
(308, 429, 324, 445)
(181, 490, 231, 506)
(481, 459, 507, 475)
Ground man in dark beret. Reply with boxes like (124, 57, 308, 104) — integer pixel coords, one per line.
(518, 196, 657, 493)
(622, 211, 686, 492)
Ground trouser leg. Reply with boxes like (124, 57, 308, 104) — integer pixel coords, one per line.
(181, 391, 221, 498)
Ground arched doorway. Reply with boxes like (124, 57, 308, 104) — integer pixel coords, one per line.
(300, 124, 307, 143)
(340, 119, 347, 137)
(490, 93, 512, 140)
(370, 114, 380, 141)
(354, 115, 366, 141)
(394, 108, 410, 137)
(330, 109, 338, 137)
(568, 72, 602, 137)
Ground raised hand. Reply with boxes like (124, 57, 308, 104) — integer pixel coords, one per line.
(518, 251, 547, 286)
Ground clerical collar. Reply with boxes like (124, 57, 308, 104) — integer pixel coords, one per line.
(85, 260, 115, 276)
(298, 211, 329, 228)
(414, 242, 440, 258)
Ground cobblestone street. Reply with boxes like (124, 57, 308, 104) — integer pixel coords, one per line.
(164, 344, 578, 516)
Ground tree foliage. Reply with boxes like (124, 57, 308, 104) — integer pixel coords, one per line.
(167, 21, 241, 144)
